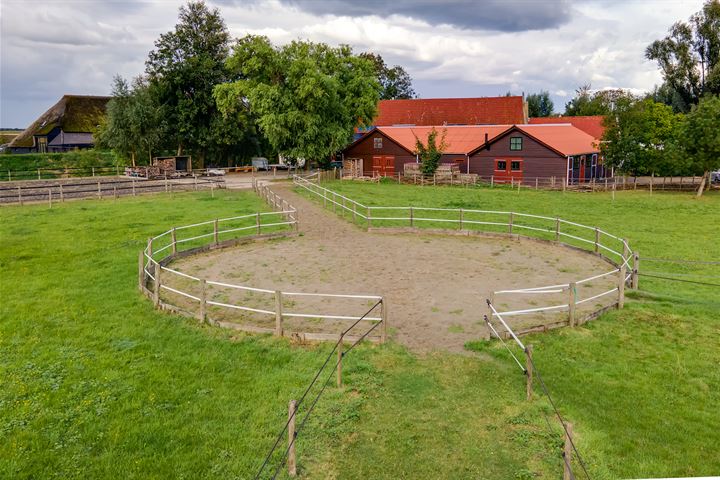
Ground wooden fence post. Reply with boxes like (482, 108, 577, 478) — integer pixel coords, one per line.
(525, 344, 533, 401)
(555, 218, 560, 242)
(508, 212, 514, 234)
(114, 185, 118, 199)
(568, 282, 576, 327)
(171, 228, 177, 254)
(337, 334, 343, 387)
(409, 206, 414, 228)
(367, 207, 371, 230)
(632, 252, 640, 290)
(275, 290, 284, 336)
(48, 188, 52, 208)
(618, 243, 627, 309)
(132, 180, 136, 196)
(199, 279, 207, 323)
(256, 212, 261, 234)
(17, 186, 22, 206)
(459, 208, 464, 230)
(594, 228, 600, 253)
(535, 177, 538, 190)
(563, 423, 574, 480)
(490, 175, 494, 187)
(288, 400, 297, 477)
(214, 219, 219, 245)
(138, 250, 144, 291)
(153, 265, 161, 306)
(352, 203, 356, 222)
(60, 184, 64, 202)
(97, 181, 102, 199)
(381, 297, 388, 343)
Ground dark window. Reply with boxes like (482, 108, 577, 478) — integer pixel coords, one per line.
(510, 137, 522, 150)
(511, 161, 521, 171)
(573, 157, 580, 169)
(373, 137, 382, 149)
(496, 160, 507, 171)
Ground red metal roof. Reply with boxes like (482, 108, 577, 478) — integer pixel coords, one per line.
(528, 116, 605, 140)
(377, 125, 512, 155)
(515, 124, 599, 156)
(373, 97, 526, 126)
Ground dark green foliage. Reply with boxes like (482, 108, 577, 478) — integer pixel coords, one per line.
(646, 0, 720, 112)
(527, 91, 554, 117)
(0, 150, 120, 174)
(415, 128, 447, 175)
(673, 94, 720, 194)
(359, 52, 416, 100)
(216, 35, 380, 166)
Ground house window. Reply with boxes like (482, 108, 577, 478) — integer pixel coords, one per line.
(373, 137, 382, 149)
(511, 161, 521, 171)
(496, 160, 507, 171)
(510, 137, 522, 151)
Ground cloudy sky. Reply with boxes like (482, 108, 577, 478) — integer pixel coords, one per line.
(0, 0, 704, 128)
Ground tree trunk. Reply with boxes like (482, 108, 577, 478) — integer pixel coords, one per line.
(177, 143, 183, 156)
(131, 151, 136, 168)
(696, 170, 708, 197)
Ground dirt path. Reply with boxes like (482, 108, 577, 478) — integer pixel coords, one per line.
(174, 182, 614, 353)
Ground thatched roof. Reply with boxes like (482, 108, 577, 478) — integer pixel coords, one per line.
(9, 95, 110, 148)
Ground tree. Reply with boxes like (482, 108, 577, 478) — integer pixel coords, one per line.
(674, 95, 720, 196)
(646, 0, 720, 112)
(216, 35, 380, 167)
(97, 76, 163, 166)
(415, 128, 448, 175)
(527, 90, 554, 117)
(601, 97, 682, 176)
(145, 1, 243, 165)
(565, 85, 635, 116)
(360, 52, 416, 100)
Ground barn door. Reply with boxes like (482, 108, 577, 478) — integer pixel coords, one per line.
(493, 158, 523, 183)
(372, 155, 395, 177)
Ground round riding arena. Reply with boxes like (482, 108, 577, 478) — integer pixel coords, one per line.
(145, 179, 629, 353)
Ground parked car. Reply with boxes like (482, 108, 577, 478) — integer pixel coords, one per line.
(207, 168, 226, 176)
(252, 157, 269, 171)
(711, 170, 720, 183)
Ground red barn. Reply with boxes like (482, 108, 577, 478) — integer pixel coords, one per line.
(372, 96, 528, 126)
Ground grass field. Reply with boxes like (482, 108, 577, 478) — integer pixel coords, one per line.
(2, 184, 719, 479)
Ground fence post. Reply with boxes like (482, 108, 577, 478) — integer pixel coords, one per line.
(214, 219, 219, 245)
(48, 188, 52, 208)
(92, 167, 95, 177)
(171, 228, 177, 254)
(153, 264, 161, 306)
(367, 207, 371, 230)
(132, 179, 136, 196)
(337, 333, 343, 387)
(490, 175, 494, 187)
(195, 279, 206, 323)
(563, 423, 573, 480)
(38, 168, 41, 180)
(256, 213, 261, 235)
(594, 228, 600, 253)
(459, 208, 464, 231)
(535, 177, 538, 190)
(17, 186, 22, 206)
(288, 400, 297, 477)
(381, 297, 388, 343)
(60, 184, 64, 202)
(138, 250, 144, 291)
(555, 218, 560, 242)
(632, 252, 640, 290)
(97, 181, 102, 199)
(352, 203, 356, 222)
(275, 290, 284, 336)
(409, 206, 414, 228)
(114, 185, 118, 199)
(511, 177, 514, 189)
(618, 241, 627, 309)
(508, 212, 514, 234)
(525, 344, 533, 401)
(568, 282, 576, 327)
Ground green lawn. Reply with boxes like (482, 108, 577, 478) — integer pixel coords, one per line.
(2, 185, 719, 479)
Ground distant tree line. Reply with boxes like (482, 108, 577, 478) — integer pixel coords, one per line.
(98, 1, 416, 168)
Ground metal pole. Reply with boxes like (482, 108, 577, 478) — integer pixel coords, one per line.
(288, 400, 297, 477)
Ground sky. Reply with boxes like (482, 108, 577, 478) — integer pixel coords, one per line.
(0, 0, 705, 128)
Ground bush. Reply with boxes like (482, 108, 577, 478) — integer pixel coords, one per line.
(0, 150, 124, 180)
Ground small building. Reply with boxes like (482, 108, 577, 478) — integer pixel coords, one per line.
(528, 116, 605, 141)
(468, 124, 603, 184)
(7, 95, 110, 153)
(343, 125, 511, 177)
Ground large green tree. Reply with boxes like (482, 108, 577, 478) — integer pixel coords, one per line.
(527, 90, 554, 117)
(415, 128, 447, 175)
(564, 85, 633, 116)
(646, 0, 720, 112)
(146, 1, 248, 166)
(674, 95, 720, 196)
(215, 35, 380, 167)
(600, 97, 683, 176)
(359, 52, 416, 100)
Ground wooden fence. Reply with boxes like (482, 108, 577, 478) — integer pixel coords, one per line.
(139, 182, 387, 343)
(294, 174, 636, 336)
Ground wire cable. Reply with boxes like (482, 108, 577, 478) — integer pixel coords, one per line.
(637, 272, 720, 287)
(641, 257, 720, 265)
(483, 314, 526, 373)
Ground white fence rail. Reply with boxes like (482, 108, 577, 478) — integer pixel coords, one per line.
(294, 175, 635, 335)
(139, 182, 386, 343)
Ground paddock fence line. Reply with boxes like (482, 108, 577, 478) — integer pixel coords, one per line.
(0, 175, 225, 205)
(484, 299, 592, 480)
(139, 184, 387, 344)
(294, 174, 635, 336)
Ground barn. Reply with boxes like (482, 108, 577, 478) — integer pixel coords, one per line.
(343, 125, 510, 177)
(468, 124, 603, 184)
(528, 115, 606, 140)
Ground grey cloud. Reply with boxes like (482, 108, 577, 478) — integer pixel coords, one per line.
(257, 0, 574, 32)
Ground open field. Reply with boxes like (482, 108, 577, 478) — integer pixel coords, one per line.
(1, 185, 719, 479)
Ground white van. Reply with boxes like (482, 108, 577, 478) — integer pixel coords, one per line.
(251, 157, 269, 171)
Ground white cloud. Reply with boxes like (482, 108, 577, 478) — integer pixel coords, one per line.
(0, 0, 706, 126)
